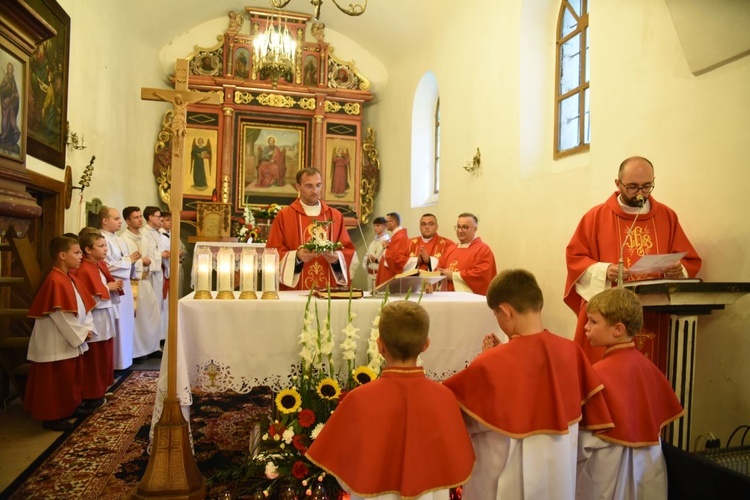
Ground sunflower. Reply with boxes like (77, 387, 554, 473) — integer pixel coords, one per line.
(352, 365, 378, 386)
(316, 377, 342, 400)
(275, 388, 302, 414)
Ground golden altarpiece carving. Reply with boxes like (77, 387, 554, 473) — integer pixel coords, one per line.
(152, 7, 382, 241)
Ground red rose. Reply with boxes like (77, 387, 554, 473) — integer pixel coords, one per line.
(292, 433, 308, 453)
(268, 422, 286, 437)
(292, 460, 309, 480)
(297, 409, 316, 428)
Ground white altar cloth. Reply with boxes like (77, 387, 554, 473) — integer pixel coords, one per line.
(150, 290, 502, 439)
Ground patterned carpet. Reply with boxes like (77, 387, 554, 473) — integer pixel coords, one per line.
(1, 370, 272, 499)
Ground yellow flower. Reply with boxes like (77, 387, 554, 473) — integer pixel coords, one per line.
(316, 378, 341, 400)
(352, 366, 378, 386)
(276, 388, 302, 414)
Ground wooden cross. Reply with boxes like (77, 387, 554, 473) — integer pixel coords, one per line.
(134, 58, 220, 498)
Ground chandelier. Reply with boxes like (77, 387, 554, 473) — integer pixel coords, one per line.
(271, 0, 367, 21)
(253, 10, 297, 88)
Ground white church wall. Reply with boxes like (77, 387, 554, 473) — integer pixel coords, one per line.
(368, 0, 749, 445)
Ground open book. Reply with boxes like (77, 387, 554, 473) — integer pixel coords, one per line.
(375, 268, 445, 293)
(313, 287, 364, 300)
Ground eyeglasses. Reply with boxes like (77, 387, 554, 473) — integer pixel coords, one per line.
(454, 225, 473, 231)
(621, 183, 655, 195)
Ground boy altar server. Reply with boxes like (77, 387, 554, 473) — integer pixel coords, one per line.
(577, 288, 684, 500)
(76, 229, 123, 406)
(307, 301, 475, 499)
(24, 236, 96, 431)
(444, 269, 613, 500)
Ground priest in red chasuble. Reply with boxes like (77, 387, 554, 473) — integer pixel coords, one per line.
(375, 212, 410, 286)
(437, 213, 497, 295)
(267, 167, 355, 290)
(403, 213, 455, 272)
(565, 156, 701, 363)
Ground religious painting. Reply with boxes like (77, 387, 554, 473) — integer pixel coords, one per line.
(302, 54, 318, 86)
(25, 0, 70, 169)
(184, 128, 218, 198)
(196, 202, 232, 238)
(0, 47, 26, 164)
(239, 120, 305, 200)
(325, 137, 356, 203)
(234, 47, 250, 80)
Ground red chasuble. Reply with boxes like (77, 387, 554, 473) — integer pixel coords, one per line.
(306, 367, 474, 498)
(267, 199, 355, 290)
(28, 267, 96, 318)
(444, 331, 613, 437)
(593, 342, 684, 446)
(75, 258, 113, 300)
(437, 237, 497, 295)
(375, 228, 410, 286)
(564, 193, 701, 361)
(407, 234, 455, 271)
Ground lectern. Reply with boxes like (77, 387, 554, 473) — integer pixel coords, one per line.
(625, 281, 750, 450)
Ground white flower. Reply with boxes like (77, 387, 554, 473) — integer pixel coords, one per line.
(282, 428, 294, 444)
(265, 461, 279, 479)
(280, 443, 286, 449)
(273, 434, 280, 441)
(311, 422, 325, 440)
(262, 433, 269, 441)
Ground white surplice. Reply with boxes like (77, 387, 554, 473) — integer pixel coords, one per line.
(102, 229, 136, 369)
(142, 225, 166, 341)
(121, 229, 161, 357)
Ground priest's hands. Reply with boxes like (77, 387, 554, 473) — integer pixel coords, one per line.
(437, 268, 453, 281)
(297, 248, 339, 263)
(663, 262, 684, 279)
(129, 250, 142, 262)
(607, 264, 629, 283)
(296, 248, 316, 263)
(321, 251, 339, 263)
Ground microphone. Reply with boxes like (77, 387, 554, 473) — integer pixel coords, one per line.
(617, 197, 645, 288)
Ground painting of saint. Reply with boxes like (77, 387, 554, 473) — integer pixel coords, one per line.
(0, 60, 22, 158)
(303, 55, 318, 86)
(190, 137, 212, 191)
(241, 123, 302, 198)
(28, 39, 64, 148)
(330, 147, 350, 196)
(235, 48, 250, 79)
(183, 128, 218, 197)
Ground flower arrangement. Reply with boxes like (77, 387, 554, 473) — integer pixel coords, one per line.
(237, 205, 258, 243)
(253, 203, 283, 221)
(300, 220, 343, 253)
(211, 288, 385, 498)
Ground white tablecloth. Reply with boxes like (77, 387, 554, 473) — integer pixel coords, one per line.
(150, 290, 502, 439)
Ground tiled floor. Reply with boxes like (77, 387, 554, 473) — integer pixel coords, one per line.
(0, 358, 161, 491)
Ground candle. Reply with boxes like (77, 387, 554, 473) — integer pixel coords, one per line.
(240, 247, 257, 292)
(217, 247, 234, 291)
(195, 247, 212, 291)
(263, 248, 278, 292)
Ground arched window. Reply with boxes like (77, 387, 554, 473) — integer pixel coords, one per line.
(554, 0, 589, 159)
(411, 72, 439, 207)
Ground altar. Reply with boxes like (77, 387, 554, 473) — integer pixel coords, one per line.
(150, 291, 502, 438)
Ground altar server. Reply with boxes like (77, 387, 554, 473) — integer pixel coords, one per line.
(576, 288, 684, 499)
(444, 269, 613, 500)
(24, 236, 95, 431)
(307, 301, 475, 499)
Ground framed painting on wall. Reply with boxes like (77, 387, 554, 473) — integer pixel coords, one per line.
(25, 0, 70, 169)
(238, 118, 307, 202)
(0, 46, 26, 166)
(325, 137, 357, 203)
(184, 128, 218, 198)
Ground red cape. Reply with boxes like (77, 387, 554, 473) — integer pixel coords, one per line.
(306, 367, 474, 498)
(593, 342, 684, 446)
(437, 237, 497, 295)
(267, 199, 355, 290)
(564, 193, 701, 360)
(443, 331, 613, 437)
(28, 267, 96, 318)
(75, 258, 113, 300)
(407, 234, 455, 270)
(376, 228, 410, 285)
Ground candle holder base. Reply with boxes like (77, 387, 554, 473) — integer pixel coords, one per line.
(239, 291, 258, 300)
(261, 291, 280, 300)
(216, 290, 235, 300)
(194, 290, 213, 300)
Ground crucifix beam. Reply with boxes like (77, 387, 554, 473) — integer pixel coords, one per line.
(133, 58, 220, 499)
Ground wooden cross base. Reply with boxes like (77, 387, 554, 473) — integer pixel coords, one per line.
(131, 399, 206, 499)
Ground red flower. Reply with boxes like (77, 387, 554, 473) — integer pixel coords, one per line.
(292, 433, 308, 453)
(292, 460, 309, 480)
(268, 422, 286, 438)
(297, 409, 316, 428)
